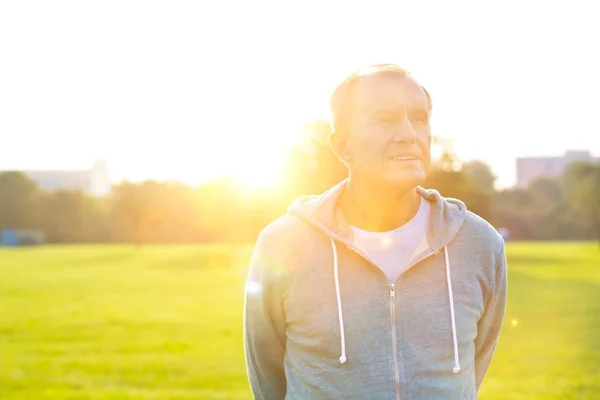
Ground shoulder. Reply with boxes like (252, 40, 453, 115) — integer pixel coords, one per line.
(455, 209, 505, 262)
(249, 214, 319, 284)
(420, 187, 504, 259)
(253, 214, 316, 262)
(258, 214, 310, 245)
(450, 209, 507, 297)
(465, 211, 503, 248)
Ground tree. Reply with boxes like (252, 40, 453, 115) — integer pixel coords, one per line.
(194, 178, 240, 242)
(562, 162, 600, 245)
(0, 172, 40, 230)
(527, 178, 576, 240)
(109, 181, 150, 245)
(463, 161, 496, 196)
(109, 180, 202, 245)
(39, 189, 108, 243)
(284, 119, 347, 197)
(425, 152, 494, 223)
(431, 136, 460, 172)
(492, 189, 535, 240)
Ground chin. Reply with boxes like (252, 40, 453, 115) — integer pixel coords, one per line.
(384, 170, 427, 188)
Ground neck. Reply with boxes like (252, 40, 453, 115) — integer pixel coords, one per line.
(340, 176, 421, 232)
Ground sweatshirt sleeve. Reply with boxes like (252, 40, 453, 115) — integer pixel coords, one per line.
(243, 230, 288, 399)
(475, 244, 508, 390)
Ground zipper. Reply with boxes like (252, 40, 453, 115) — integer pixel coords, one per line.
(389, 283, 401, 400)
(344, 243, 440, 399)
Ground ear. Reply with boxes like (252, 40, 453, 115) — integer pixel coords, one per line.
(330, 130, 351, 163)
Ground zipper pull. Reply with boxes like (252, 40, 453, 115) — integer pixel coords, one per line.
(389, 284, 396, 301)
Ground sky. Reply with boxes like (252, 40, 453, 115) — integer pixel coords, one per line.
(1, 0, 599, 188)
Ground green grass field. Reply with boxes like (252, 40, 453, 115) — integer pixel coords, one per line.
(1, 243, 599, 399)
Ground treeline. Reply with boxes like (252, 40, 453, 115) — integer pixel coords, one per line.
(1, 121, 598, 244)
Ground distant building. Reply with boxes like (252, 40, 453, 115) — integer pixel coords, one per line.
(7, 160, 110, 196)
(516, 150, 599, 189)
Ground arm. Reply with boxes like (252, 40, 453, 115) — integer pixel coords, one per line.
(475, 245, 508, 390)
(243, 231, 288, 399)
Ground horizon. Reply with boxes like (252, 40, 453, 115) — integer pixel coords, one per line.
(2, 1, 600, 189)
(1, 147, 598, 190)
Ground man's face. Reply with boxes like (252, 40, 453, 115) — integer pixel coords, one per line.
(341, 72, 431, 188)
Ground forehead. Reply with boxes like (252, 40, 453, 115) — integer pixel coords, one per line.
(353, 72, 429, 114)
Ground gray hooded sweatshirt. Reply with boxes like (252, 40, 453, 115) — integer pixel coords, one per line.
(244, 180, 507, 399)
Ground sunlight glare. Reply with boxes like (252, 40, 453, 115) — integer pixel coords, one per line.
(246, 281, 262, 295)
(228, 160, 283, 189)
(380, 236, 393, 247)
(224, 127, 294, 189)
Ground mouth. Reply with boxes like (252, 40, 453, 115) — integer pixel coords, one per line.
(389, 156, 419, 161)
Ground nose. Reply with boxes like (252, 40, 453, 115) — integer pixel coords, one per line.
(391, 118, 417, 144)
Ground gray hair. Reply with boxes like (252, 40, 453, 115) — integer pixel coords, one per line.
(329, 64, 432, 134)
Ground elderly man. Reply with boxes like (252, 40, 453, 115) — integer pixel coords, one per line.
(244, 64, 507, 399)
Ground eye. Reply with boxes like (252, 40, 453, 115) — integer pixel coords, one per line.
(410, 112, 429, 125)
(376, 115, 396, 125)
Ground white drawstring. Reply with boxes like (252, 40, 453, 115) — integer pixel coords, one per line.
(444, 246, 461, 374)
(330, 237, 347, 364)
(329, 238, 459, 372)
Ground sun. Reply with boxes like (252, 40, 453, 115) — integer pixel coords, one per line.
(230, 160, 283, 189)
(217, 120, 304, 190)
(223, 141, 290, 190)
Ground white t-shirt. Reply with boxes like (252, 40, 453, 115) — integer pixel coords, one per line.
(351, 197, 430, 283)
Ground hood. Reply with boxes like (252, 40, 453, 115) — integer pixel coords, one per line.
(287, 179, 467, 252)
